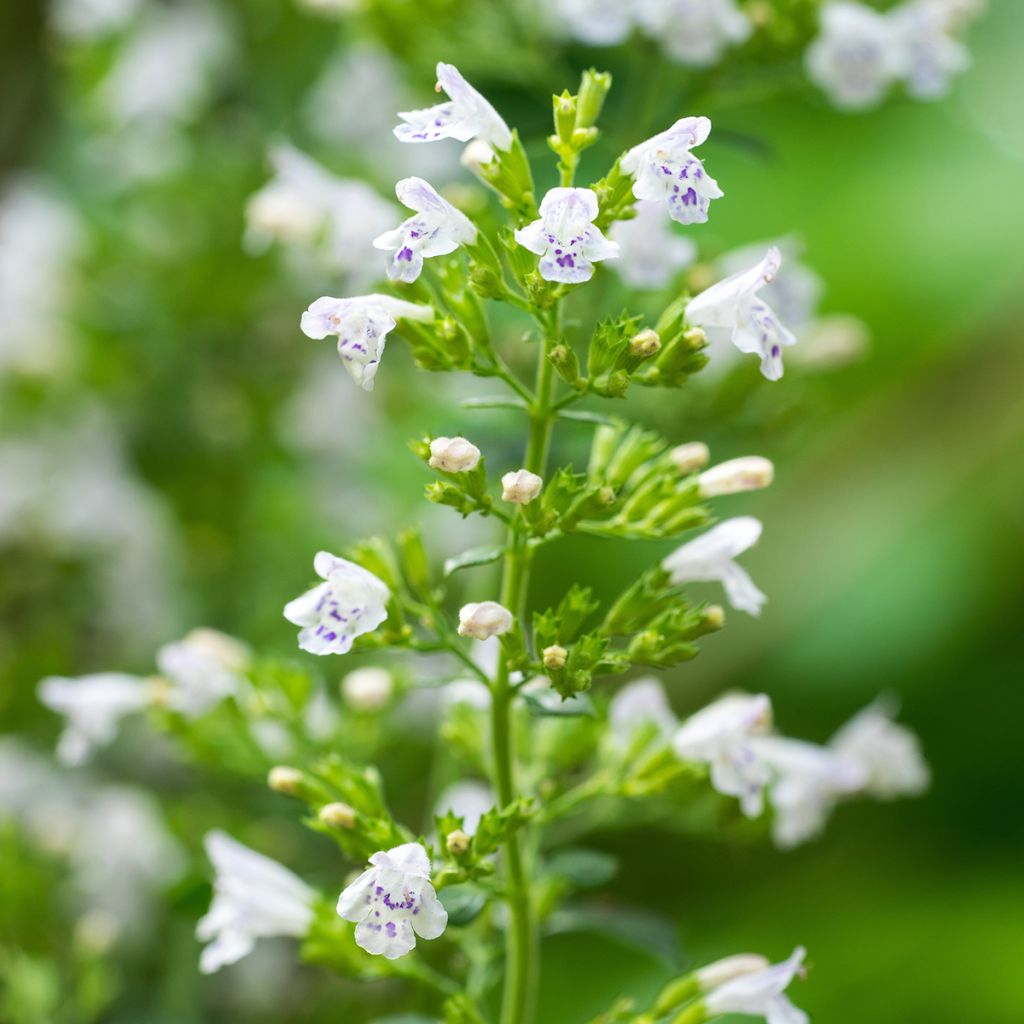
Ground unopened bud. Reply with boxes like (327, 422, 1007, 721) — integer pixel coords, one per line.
(554, 90, 577, 145)
(461, 139, 496, 173)
(696, 953, 771, 991)
(630, 328, 661, 357)
(458, 601, 513, 640)
(683, 326, 708, 349)
(670, 442, 710, 474)
(429, 435, 482, 473)
(268, 765, 303, 796)
(501, 468, 543, 505)
(698, 456, 774, 497)
(446, 828, 471, 855)
(341, 666, 394, 711)
(319, 801, 357, 829)
(703, 605, 725, 630)
(598, 485, 616, 504)
(542, 644, 568, 670)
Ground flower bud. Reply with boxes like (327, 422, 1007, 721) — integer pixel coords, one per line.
(542, 644, 567, 670)
(576, 69, 612, 130)
(460, 139, 496, 173)
(319, 801, 357, 829)
(458, 601, 513, 640)
(670, 442, 710, 474)
(501, 469, 543, 505)
(696, 953, 772, 991)
(429, 435, 482, 473)
(703, 605, 725, 630)
(446, 828, 471, 855)
(630, 328, 661, 358)
(698, 457, 774, 497)
(553, 90, 577, 146)
(341, 666, 394, 712)
(268, 765, 303, 796)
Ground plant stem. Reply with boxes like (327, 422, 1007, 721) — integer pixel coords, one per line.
(493, 309, 559, 1024)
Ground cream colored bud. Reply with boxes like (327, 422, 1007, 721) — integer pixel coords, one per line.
(704, 605, 725, 629)
(670, 442, 710, 474)
(630, 328, 661, 357)
(458, 601, 513, 640)
(268, 765, 302, 795)
(461, 139, 496, 173)
(696, 953, 772, 991)
(446, 828, 471, 855)
(542, 645, 568, 670)
(319, 801, 357, 829)
(429, 436, 482, 473)
(683, 326, 708, 348)
(501, 469, 543, 504)
(598, 485, 616, 504)
(341, 666, 394, 711)
(698, 456, 774, 497)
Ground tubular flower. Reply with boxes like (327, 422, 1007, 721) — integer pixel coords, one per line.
(703, 946, 809, 1024)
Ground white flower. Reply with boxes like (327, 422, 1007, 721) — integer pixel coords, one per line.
(636, 0, 752, 67)
(341, 666, 394, 712)
(197, 831, 315, 973)
(37, 673, 149, 765)
(394, 62, 512, 150)
(829, 702, 930, 799)
(670, 441, 710, 474)
(686, 246, 796, 381)
(501, 469, 543, 505)
(752, 736, 867, 848)
(889, 0, 970, 100)
(429, 436, 482, 473)
(155, 628, 248, 717)
(49, 0, 141, 41)
(609, 678, 677, 746)
(457, 601, 513, 640)
(608, 200, 697, 289)
(551, 0, 636, 45)
(621, 117, 723, 226)
(284, 551, 390, 656)
(662, 517, 766, 616)
(697, 953, 772, 991)
(805, 2, 906, 111)
(673, 693, 774, 816)
(373, 177, 477, 284)
(514, 188, 619, 284)
(704, 946, 809, 1024)
(300, 293, 433, 391)
(337, 842, 448, 959)
(435, 781, 494, 836)
(698, 456, 775, 497)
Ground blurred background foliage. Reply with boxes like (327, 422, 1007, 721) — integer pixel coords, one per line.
(1, 0, 1022, 1022)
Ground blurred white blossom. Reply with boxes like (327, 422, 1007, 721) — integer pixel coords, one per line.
(49, 0, 142, 40)
(457, 602, 514, 641)
(608, 200, 697, 289)
(609, 677, 677, 745)
(703, 946, 809, 1024)
(435, 780, 494, 835)
(155, 628, 249, 717)
(830, 702, 930, 798)
(636, 0, 752, 67)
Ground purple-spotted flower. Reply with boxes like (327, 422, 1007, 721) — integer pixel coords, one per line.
(300, 293, 433, 391)
(373, 177, 477, 284)
(686, 246, 797, 381)
(662, 517, 766, 616)
(620, 116, 723, 226)
(394, 62, 512, 151)
(514, 187, 619, 284)
(283, 551, 390, 656)
(337, 842, 448, 959)
(703, 946, 809, 1024)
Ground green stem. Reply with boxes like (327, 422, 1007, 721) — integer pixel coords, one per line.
(493, 311, 559, 1024)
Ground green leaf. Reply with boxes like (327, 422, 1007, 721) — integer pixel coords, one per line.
(439, 883, 488, 926)
(443, 546, 506, 577)
(461, 396, 529, 411)
(545, 848, 619, 888)
(557, 409, 619, 425)
(522, 688, 597, 718)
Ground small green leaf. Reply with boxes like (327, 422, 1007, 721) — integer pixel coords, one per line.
(522, 688, 597, 718)
(545, 847, 619, 888)
(557, 409, 619, 425)
(439, 883, 488, 926)
(461, 396, 529, 411)
(443, 546, 506, 577)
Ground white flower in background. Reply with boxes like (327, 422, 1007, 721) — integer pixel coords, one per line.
(786, 314, 869, 371)
(337, 842, 448, 958)
(429, 436, 482, 473)
(621, 116, 723, 226)
(297, 0, 362, 15)
(37, 673, 149, 765)
(662, 517, 766, 616)
(300, 293, 434, 391)
(698, 456, 775, 498)
(284, 552, 390, 656)
(514, 187, 619, 284)
(501, 469, 544, 504)
(830, 702, 930, 798)
(373, 177, 477, 283)
(704, 946, 809, 1024)
(752, 736, 867, 848)
(608, 200, 697, 289)
(551, 0, 636, 44)
(435, 780, 494, 835)
(889, 0, 970, 100)
(155, 628, 249, 716)
(197, 831, 315, 973)
(394, 62, 512, 150)
(636, 0, 752, 67)
(458, 601, 513, 640)
(805, 2, 906, 111)
(696, 953, 772, 991)
(49, 0, 141, 42)
(686, 246, 796, 381)
(341, 666, 395, 711)
(673, 693, 774, 816)
(609, 677, 678, 746)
